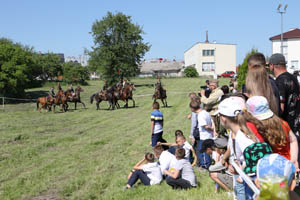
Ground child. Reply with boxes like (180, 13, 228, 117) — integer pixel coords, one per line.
(150, 102, 166, 147)
(164, 148, 197, 189)
(125, 153, 162, 189)
(153, 145, 177, 175)
(159, 132, 197, 166)
(190, 99, 213, 169)
(201, 138, 233, 192)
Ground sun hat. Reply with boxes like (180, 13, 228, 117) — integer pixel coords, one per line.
(246, 96, 274, 120)
(257, 153, 296, 187)
(215, 96, 246, 117)
(269, 53, 287, 65)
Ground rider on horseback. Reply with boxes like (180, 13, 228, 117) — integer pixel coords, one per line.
(49, 87, 55, 98)
(103, 80, 108, 91)
(68, 84, 76, 100)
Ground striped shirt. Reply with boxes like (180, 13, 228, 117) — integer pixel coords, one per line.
(151, 110, 163, 134)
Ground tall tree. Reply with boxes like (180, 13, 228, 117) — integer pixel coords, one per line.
(63, 61, 89, 85)
(89, 12, 150, 85)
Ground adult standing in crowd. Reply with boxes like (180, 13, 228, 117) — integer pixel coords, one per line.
(245, 53, 280, 116)
(200, 79, 224, 135)
(269, 53, 300, 134)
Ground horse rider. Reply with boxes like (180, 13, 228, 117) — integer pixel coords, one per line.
(57, 82, 62, 91)
(49, 87, 55, 98)
(68, 84, 76, 100)
(103, 80, 108, 91)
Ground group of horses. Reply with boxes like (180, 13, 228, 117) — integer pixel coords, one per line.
(36, 87, 85, 112)
(36, 81, 168, 112)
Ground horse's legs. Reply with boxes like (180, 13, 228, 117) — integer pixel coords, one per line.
(75, 102, 77, 110)
(161, 99, 165, 107)
(164, 98, 168, 107)
(80, 100, 86, 109)
(96, 99, 100, 110)
(132, 98, 135, 107)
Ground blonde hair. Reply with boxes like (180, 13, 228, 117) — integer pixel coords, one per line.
(246, 66, 278, 115)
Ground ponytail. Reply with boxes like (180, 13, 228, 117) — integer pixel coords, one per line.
(236, 110, 258, 142)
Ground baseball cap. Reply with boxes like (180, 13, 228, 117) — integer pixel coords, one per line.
(200, 139, 214, 153)
(269, 53, 286, 65)
(257, 153, 296, 186)
(214, 137, 228, 149)
(215, 96, 246, 117)
(246, 96, 274, 120)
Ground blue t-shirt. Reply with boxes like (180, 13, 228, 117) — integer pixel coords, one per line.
(151, 110, 163, 134)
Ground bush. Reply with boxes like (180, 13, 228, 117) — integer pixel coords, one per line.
(184, 66, 199, 77)
(237, 49, 258, 90)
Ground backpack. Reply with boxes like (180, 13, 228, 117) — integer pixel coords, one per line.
(193, 117, 200, 140)
(287, 92, 300, 138)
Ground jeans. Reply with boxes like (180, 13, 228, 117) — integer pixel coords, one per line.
(152, 132, 168, 149)
(233, 175, 246, 200)
(243, 176, 256, 200)
(166, 176, 192, 189)
(127, 170, 150, 187)
(195, 140, 211, 168)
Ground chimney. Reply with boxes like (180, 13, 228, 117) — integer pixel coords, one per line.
(205, 31, 209, 43)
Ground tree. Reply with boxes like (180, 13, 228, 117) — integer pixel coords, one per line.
(0, 38, 37, 97)
(237, 49, 258, 90)
(88, 12, 150, 85)
(184, 66, 199, 77)
(33, 53, 63, 81)
(63, 61, 89, 85)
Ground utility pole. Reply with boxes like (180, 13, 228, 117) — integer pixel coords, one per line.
(277, 4, 288, 54)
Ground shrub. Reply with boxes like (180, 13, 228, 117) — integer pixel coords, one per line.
(184, 66, 199, 77)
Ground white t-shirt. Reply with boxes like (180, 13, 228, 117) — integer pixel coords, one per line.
(173, 159, 197, 186)
(159, 151, 177, 174)
(183, 141, 193, 159)
(141, 162, 162, 185)
(197, 110, 213, 140)
(235, 130, 255, 153)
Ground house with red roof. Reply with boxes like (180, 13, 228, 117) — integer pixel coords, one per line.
(270, 28, 300, 72)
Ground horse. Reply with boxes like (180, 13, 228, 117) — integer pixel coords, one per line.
(152, 82, 168, 107)
(116, 83, 136, 108)
(52, 89, 68, 112)
(36, 96, 54, 112)
(65, 86, 86, 110)
(90, 89, 116, 110)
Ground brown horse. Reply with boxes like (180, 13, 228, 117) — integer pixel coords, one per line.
(116, 83, 136, 108)
(153, 82, 168, 107)
(90, 89, 116, 110)
(36, 96, 54, 112)
(52, 90, 68, 112)
(65, 86, 86, 110)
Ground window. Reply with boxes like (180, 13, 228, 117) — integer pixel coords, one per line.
(202, 49, 215, 56)
(202, 62, 215, 72)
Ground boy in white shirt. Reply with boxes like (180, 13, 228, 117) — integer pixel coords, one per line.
(125, 153, 162, 189)
(190, 100, 214, 169)
(164, 148, 197, 189)
(153, 145, 177, 175)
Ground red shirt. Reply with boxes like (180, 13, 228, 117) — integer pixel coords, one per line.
(272, 120, 291, 160)
(246, 122, 265, 142)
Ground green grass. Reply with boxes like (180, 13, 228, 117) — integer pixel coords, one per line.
(0, 78, 232, 200)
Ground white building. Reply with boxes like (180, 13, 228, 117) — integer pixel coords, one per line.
(184, 34, 236, 77)
(270, 28, 300, 72)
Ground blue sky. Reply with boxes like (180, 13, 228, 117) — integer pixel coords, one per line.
(1, 0, 299, 64)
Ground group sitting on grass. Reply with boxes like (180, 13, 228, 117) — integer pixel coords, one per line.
(125, 53, 300, 200)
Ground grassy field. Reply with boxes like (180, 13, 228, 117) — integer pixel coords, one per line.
(0, 78, 232, 200)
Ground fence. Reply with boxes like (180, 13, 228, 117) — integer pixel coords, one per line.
(0, 97, 37, 110)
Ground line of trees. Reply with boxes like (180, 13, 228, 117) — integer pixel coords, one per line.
(0, 38, 89, 97)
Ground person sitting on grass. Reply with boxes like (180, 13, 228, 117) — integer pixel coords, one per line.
(150, 102, 167, 148)
(201, 138, 233, 192)
(158, 133, 197, 166)
(153, 145, 177, 176)
(164, 148, 197, 189)
(125, 152, 162, 189)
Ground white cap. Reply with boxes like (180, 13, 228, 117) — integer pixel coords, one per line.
(215, 97, 246, 117)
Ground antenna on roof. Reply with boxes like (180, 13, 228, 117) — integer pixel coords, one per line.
(205, 31, 209, 43)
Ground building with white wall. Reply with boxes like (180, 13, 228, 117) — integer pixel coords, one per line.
(270, 28, 300, 72)
(138, 59, 184, 77)
(184, 34, 236, 76)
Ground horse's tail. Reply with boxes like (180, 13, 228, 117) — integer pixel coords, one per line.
(36, 98, 40, 110)
(90, 93, 96, 104)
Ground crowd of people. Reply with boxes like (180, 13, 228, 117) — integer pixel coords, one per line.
(124, 53, 300, 199)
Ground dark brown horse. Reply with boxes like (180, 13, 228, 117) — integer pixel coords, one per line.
(116, 83, 136, 108)
(153, 82, 168, 107)
(65, 86, 86, 110)
(90, 89, 116, 110)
